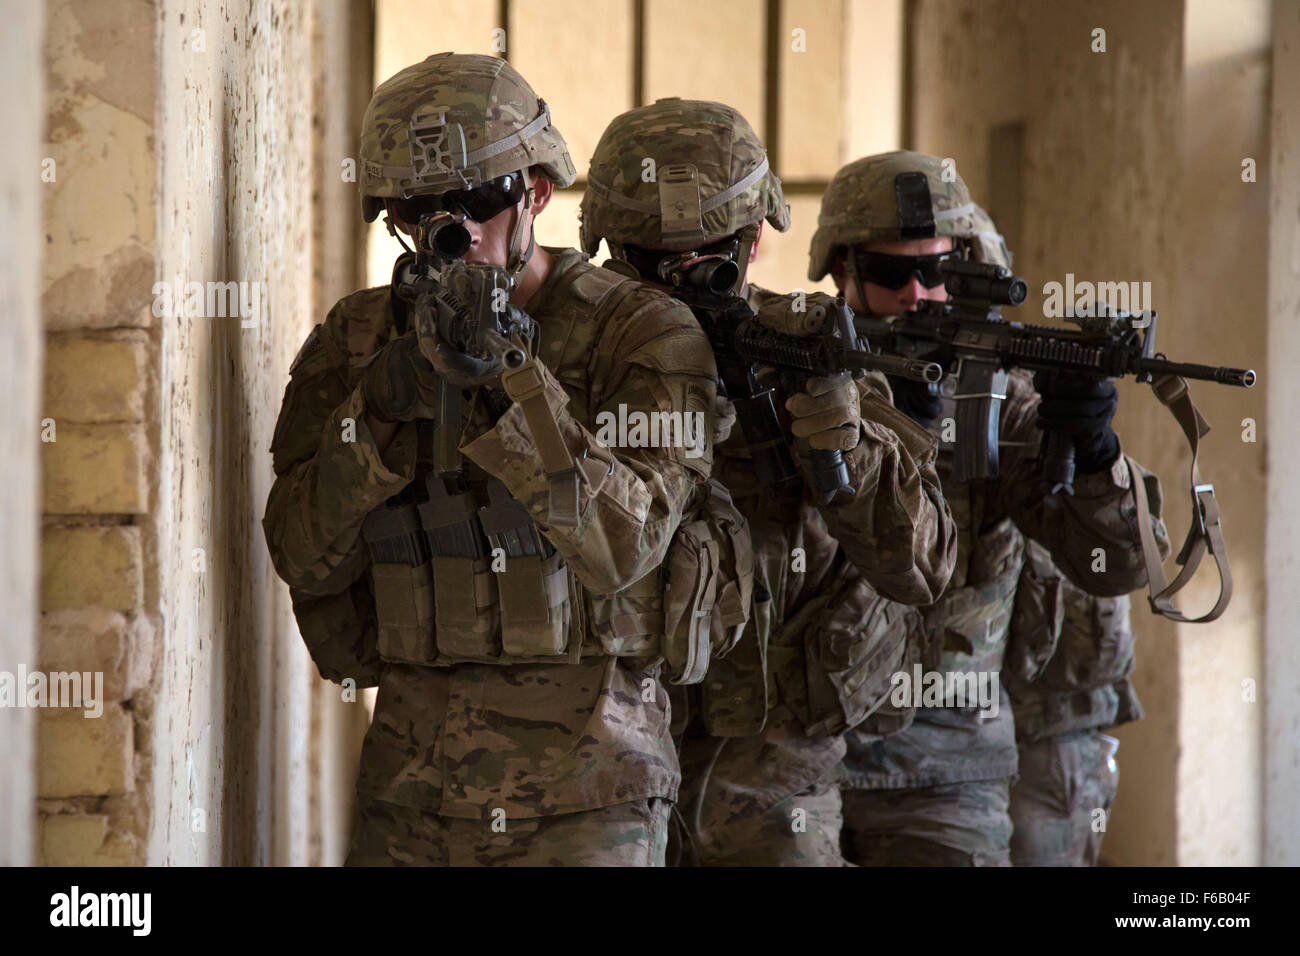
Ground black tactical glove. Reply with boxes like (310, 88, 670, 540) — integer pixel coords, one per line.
(887, 375, 943, 428)
(1033, 370, 1120, 474)
(361, 331, 439, 423)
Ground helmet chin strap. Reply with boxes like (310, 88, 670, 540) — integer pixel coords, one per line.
(506, 167, 536, 278)
(384, 210, 416, 256)
(845, 250, 876, 318)
(732, 223, 761, 296)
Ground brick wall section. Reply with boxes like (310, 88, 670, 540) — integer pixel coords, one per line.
(37, 0, 159, 866)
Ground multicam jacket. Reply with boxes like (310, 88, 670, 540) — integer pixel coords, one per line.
(839, 370, 1171, 790)
(1004, 537, 1143, 742)
(262, 247, 718, 819)
(676, 285, 956, 804)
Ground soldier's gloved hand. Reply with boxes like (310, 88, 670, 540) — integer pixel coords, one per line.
(413, 288, 507, 389)
(713, 394, 738, 446)
(360, 331, 439, 423)
(1033, 370, 1120, 474)
(887, 375, 943, 428)
(785, 372, 862, 451)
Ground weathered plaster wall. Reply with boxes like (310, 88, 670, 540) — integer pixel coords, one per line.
(151, 0, 370, 865)
(1176, 0, 1271, 868)
(1264, 0, 1300, 867)
(0, 0, 46, 869)
(911, 0, 1275, 865)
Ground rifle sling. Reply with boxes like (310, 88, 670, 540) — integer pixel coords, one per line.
(1128, 374, 1232, 623)
(500, 353, 580, 529)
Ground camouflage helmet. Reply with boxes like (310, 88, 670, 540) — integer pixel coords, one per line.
(808, 150, 984, 281)
(968, 203, 1012, 268)
(580, 98, 790, 254)
(359, 52, 577, 223)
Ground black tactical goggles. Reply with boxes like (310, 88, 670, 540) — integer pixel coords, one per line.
(393, 171, 526, 225)
(852, 248, 960, 290)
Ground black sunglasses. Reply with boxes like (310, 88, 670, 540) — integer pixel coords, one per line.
(852, 249, 959, 290)
(393, 171, 526, 225)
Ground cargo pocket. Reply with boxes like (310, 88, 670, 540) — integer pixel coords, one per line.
(432, 554, 500, 661)
(661, 518, 720, 686)
(498, 551, 570, 658)
(373, 560, 437, 665)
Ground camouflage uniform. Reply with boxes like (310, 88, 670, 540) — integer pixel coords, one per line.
(263, 55, 718, 866)
(818, 153, 1170, 866)
(581, 104, 957, 866)
(1004, 539, 1136, 866)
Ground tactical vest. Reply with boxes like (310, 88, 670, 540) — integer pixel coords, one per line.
(360, 253, 751, 678)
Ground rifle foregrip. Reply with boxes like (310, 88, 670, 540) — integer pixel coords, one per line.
(808, 448, 853, 505)
(1041, 430, 1077, 496)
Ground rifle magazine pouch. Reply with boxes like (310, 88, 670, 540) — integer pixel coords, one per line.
(431, 554, 500, 660)
(372, 561, 437, 664)
(662, 518, 720, 686)
(497, 552, 570, 657)
(363, 503, 437, 666)
(479, 479, 568, 658)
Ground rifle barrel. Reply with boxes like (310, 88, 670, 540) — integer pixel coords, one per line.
(849, 351, 944, 384)
(1137, 358, 1256, 387)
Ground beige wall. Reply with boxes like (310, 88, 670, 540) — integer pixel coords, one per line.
(0, 0, 46, 868)
(911, 0, 1277, 865)
(1176, 0, 1271, 867)
(1264, 0, 1300, 867)
(150, 0, 372, 865)
(26, 0, 371, 866)
(368, 0, 901, 296)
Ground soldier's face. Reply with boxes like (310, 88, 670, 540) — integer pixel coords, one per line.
(461, 175, 553, 266)
(386, 174, 553, 268)
(838, 236, 954, 315)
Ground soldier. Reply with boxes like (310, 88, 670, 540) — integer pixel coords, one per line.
(1004, 540, 1135, 866)
(262, 54, 723, 866)
(580, 100, 957, 865)
(814, 151, 1171, 866)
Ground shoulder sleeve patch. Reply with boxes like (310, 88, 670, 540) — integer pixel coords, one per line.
(567, 261, 628, 304)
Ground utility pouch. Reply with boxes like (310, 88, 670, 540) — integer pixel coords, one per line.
(1005, 537, 1066, 686)
(661, 478, 755, 686)
(661, 517, 720, 685)
(362, 500, 437, 665)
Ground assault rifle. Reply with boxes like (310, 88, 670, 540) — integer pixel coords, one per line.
(660, 253, 941, 505)
(855, 258, 1256, 624)
(855, 259, 1255, 492)
(392, 211, 535, 378)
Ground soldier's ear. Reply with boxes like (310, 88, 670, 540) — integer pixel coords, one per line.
(749, 220, 763, 262)
(829, 252, 847, 289)
(528, 168, 554, 217)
